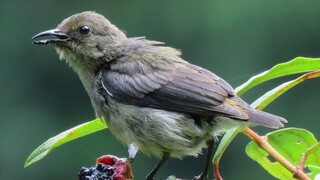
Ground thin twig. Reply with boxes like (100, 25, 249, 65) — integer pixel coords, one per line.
(294, 153, 308, 179)
(213, 163, 223, 180)
(243, 128, 310, 180)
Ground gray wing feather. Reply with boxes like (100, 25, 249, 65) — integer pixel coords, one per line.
(102, 62, 247, 118)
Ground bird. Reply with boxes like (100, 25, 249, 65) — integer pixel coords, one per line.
(32, 11, 287, 180)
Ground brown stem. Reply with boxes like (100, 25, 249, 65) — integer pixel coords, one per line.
(243, 128, 310, 180)
(295, 153, 307, 178)
(213, 163, 223, 180)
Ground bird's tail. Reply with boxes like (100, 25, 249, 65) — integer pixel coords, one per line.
(247, 109, 287, 129)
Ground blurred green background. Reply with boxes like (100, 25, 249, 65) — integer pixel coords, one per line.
(2, 0, 320, 179)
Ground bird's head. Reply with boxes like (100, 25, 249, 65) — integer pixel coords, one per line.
(33, 11, 127, 71)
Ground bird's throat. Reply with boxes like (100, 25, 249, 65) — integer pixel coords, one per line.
(55, 47, 96, 99)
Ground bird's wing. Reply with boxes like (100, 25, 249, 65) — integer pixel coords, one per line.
(101, 62, 248, 119)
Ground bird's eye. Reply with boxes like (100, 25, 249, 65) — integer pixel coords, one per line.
(79, 25, 91, 35)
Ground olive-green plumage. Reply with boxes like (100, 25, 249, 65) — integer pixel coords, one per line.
(33, 11, 287, 180)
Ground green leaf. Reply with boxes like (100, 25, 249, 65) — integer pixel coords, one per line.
(251, 70, 320, 110)
(212, 127, 242, 165)
(166, 176, 177, 180)
(307, 165, 320, 179)
(235, 57, 320, 96)
(246, 128, 320, 179)
(306, 142, 320, 156)
(211, 59, 320, 177)
(24, 118, 107, 167)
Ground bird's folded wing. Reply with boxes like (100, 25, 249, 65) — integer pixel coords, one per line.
(101, 62, 248, 119)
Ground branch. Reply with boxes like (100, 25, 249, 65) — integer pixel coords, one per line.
(243, 128, 310, 180)
(213, 163, 223, 180)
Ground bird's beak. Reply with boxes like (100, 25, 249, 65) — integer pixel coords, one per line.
(32, 29, 70, 45)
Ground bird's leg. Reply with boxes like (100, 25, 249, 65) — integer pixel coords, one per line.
(128, 143, 139, 163)
(146, 152, 170, 180)
(193, 139, 215, 180)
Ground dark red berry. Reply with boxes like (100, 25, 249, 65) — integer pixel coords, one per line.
(79, 155, 133, 180)
(96, 155, 118, 166)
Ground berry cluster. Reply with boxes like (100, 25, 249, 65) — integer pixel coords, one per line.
(78, 163, 114, 180)
(78, 155, 133, 180)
